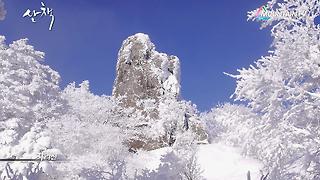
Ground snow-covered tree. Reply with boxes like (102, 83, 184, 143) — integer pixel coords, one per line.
(62, 81, 119, 124)
(47, 81, 130, 179)
(227, 0, 320, 179)
(0, 37, 64, 178)
(172, 131, 203, 180)
(202, 103, 259, 151)
(145, 97, 204, 148)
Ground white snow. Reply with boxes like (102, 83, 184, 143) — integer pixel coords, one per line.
(198, 143, 262, 180)
(129, 143, 262, 180)
(163, 75, 180, 95)
(128, 147, 171, 175)
(121, 33, 155, 65)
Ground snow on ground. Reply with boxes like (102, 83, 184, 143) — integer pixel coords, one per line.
(127, 147, 171, 176)
(198, 143, 262, 180)
(128, 143, 262, 180)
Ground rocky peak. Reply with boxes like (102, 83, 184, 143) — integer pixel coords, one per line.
(112, 33, 181, 109)
(112, 33, 207, 150)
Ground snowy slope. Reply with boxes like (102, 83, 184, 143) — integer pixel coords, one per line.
(198, 143, 262, 180)
(128, 143, 262, 180)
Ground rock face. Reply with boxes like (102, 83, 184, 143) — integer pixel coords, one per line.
(112, 33, 181, 109)
(112, 33, 207, 150)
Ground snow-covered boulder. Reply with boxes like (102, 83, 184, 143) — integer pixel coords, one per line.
(112, 33, 207, 150)
(112, 33, 181, 112)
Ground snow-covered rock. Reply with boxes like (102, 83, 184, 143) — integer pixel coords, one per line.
(112, 33, 181, 110)
(112, 33, 207, 151)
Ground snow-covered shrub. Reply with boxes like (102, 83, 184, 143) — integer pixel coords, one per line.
(48, 116, 129, 178)
(145, 97, 204, 147)
(136, 131, 203, 180)
(47, 81, 130, 179)
(116, 94, 205, 151)
(136, 151, 187, 180)
(173, 132, 203, 180)
(2, 162, 53, 180)
(62, 81, 119, 124)
(201, 103, 259, 153)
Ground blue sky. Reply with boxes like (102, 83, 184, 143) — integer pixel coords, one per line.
(0, 0, 275, 111)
